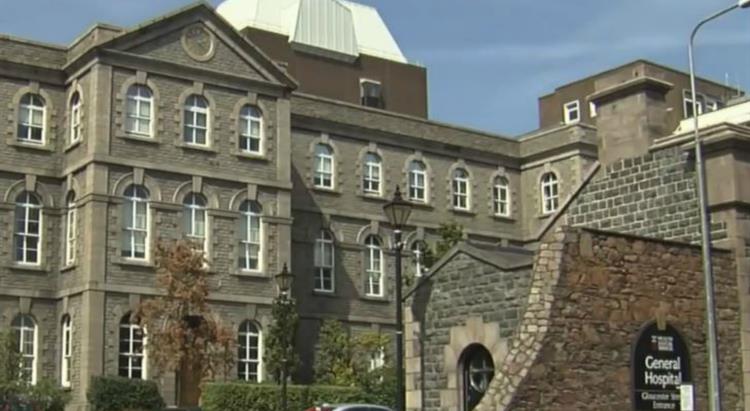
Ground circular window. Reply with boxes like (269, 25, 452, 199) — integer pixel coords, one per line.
(181, 24, 215, 62)
(461, 344, 495, 410)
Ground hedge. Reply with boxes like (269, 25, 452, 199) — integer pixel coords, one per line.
(87, 376, 165, 411)
(201, 383, 370, 411)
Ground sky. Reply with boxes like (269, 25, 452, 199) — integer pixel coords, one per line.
(1, 0, 749, 136)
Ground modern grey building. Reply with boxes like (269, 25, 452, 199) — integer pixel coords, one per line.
(0, 0, 747, 410)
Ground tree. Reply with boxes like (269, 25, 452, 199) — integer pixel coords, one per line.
(422, 222, 464, 269)
(264, 292, 300, 383)
(136, 241, 234, 404)
(314, 320, 355, 386)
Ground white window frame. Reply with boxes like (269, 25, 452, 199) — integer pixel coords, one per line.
(12, 314, 37, 385)
(314, 144, 334, 189)
(452, 169, 470, 211)
(314, 230, 335, 292)
(411, 241, 426, 278)
(589, 101, 597, 118)
(240, 201, 263, 272)
(563, 100, 580, 124)
(183, 94, 209, 146)
(239, 105, 263, 155)
(238, 320, 262, 382)
(360, 78, 383, 108)
(14, 191, 42, 265)
(65, 192, 77, 266)
(125, 85, 154, 137)
(369, 347, 385, 371)
(61, 315, 72, 388)
(18, 93, 45, 144)
(541, 172, 559, 214)
(122, 185, 149, 260)
(118, 315, 147, 380)
(492, 177, 510, 217)
(183, 193, 208, 254)
(70, 92, 82, 144)
(363, 153, 382, 195)
(683, 90, 704, 119)
(365, 235, 384, 297)
(408, 161, 427, 203)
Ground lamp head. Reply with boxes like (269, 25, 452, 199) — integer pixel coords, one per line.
(383, 186, 413, 229)
(275, 263, 294, 295)
(740, 0, 750, 8)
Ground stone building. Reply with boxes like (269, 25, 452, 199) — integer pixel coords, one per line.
(0, 0, 747, 410)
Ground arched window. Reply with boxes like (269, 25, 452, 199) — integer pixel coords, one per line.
(183, 193, 208, 253)
(492, 176, 510, 217)
(125, 85, 153, 136)
(314, 144, 334, 189)
(364, 235, 383, 297)
(410, 240, 427, 278)
(408, 160, 427, 203)
(460, 344, 495, 411)
(239, 201, 262, 272)
(452, 168, 470, 210)
(65, 191, 77, 266)
(61, 315, 72, 387)
(238, 320, 262, 382)
(14, 191, 42, 265)
(119, 313, 146, 379)
(314, 230, 335, 292)
(540, 172, 559, 214)
(183, 94, 209, 146)
(239, 105, 263, 154)
(122, 185, 149, 260)
(70, 92, 82, 144)
(363, 153, 382, 195)
(12, 314, 37, 384)
(18, 93, 45, 144)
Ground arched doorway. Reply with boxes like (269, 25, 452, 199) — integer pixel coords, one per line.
(459, 344, 495, 410)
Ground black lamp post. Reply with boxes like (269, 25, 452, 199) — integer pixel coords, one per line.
(274, 263, 294, 411)
(383, 186, 412, 411)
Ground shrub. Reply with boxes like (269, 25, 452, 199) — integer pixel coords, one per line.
(201, 383, 367, 411)
(87, 376, 165, 411)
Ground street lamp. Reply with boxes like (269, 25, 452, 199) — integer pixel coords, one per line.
(688, 2, 750, 410)
(383, 186, 413, 411)
(274, 263, 294, 411)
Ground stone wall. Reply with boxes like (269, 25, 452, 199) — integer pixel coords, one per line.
(478, 228, 742, 410)
(567, 146, 729, 244)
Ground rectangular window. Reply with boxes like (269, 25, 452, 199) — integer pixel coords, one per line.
(589, 101, 597, 118)
(122, 200, 148, 260)
(65, 206, 76, 265)
(493, 182, 509, 217)
(240, 213, 261, 271)
(409, 168, 426, 202)
(61, 318, 72, 387)
(683, 90, 704, 119)
(360, 79, 384, 109)
(563, 100, 580, 124)
(365, 243, 383, 297)
(314, 147, 334, 189)
(363, 156, 382, 195)
(314, 233, 334, 292)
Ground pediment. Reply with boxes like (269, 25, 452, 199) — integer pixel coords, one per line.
(96, 4, 296, 89)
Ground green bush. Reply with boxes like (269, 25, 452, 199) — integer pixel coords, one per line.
(0, 379, 70, 411)
(201, 383, 368, 411)
(87, 376, 165, 411)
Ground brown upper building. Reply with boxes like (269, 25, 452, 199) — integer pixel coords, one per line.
(217, 0, 428, 117)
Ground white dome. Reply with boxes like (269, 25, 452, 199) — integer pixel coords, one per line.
(216, 0, 408, 63)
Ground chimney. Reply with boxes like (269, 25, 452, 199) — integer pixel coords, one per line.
(587, 76, 673, 165)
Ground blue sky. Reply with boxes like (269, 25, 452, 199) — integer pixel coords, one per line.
(2, 0, 749, 136)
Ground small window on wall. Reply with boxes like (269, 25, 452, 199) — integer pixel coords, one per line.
(589, 101, 597, 118)
(460, 344, 495, 411)
(361, 79, 384, 109)
(563, 100, 580, 124)
(683, 90, 704, 119)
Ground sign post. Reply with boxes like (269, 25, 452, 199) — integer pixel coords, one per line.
(632, 322, 692, 411)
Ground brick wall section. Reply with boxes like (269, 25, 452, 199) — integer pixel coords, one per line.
(477, 228, 742, 410)
(567, 146, 729, 243)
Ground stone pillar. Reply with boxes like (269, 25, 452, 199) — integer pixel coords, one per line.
(405, 307, 422, 411)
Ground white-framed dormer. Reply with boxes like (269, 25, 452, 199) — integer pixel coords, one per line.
(563, 100, 580, 124)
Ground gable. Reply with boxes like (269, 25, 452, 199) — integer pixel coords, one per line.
(94, 4, 297, 89)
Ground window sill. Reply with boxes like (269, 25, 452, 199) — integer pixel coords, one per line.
(117, 132, 159, 144)
(312, 289, 337, 298)
(538, 212, 556, 219)
(312, 186, 342, 195)
(8, 140, 54, 152)
(61, 264, 77, 273)
(7, 263, 47, 273)
(64, 140, 82, 152)
(409, 200, 432, 210)
(492, 214, 515, 222)
(178, 142, 217, 153)
(450, 208, 476, 216)
(233, 270, 268, 279)
(235, 151, 269, 161)
(114, 258, 155, 269)
(361, 295, 389, 303)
